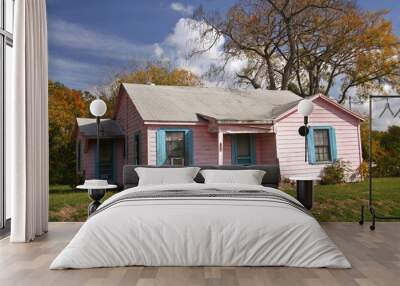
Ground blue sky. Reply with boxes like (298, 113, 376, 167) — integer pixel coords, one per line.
(47, 0, 400, 91)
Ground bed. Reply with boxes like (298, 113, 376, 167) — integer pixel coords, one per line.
(50, 165, 350, 269)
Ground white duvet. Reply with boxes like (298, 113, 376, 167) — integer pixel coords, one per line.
(50, 183, 351, 269)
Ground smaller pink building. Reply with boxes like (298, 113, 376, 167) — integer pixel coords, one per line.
(76, 84, 364, 186)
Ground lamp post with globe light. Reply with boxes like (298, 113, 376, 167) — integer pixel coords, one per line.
(76, 97, 117, 216)
(288, 99, 317, 211)
(297, 99, 314, 162)
(90, 98, 107, 177)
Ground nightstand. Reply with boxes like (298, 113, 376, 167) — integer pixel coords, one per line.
(289, 176, 321, 210)
(77, 180, 117, 215)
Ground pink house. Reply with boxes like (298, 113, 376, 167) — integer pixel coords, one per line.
(75, 83, 364, 186)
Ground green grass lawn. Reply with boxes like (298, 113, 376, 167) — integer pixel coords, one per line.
(283, 177, 400, 221)
(49, 185, 115, 222)
(49, 177, 400, 222)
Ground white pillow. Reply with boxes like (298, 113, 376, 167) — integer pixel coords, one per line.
(200, 169, 266, 185)
(135, 167, 201, 186)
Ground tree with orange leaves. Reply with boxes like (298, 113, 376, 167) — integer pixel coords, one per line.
(48, 81, 90, 184)
(118, 63, 201, 87)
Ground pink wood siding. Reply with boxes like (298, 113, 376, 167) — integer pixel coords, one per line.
(114, 139, 124, 185)
(82, 139, 96, 180)
(146, 124, 278, 165)
(147, 124, 227, 165)
(77, 87, 148, 186)
(275, 97, 363, 180)
(114, 89, 147, 165)
(223, 135, 232, 165)
(256, 133, 278, 164)
(81, 89, 362, 184)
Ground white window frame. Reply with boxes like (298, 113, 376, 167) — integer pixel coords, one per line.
(0, 0, 14, 230)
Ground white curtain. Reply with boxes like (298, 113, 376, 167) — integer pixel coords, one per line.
(8, 0, 49, 242)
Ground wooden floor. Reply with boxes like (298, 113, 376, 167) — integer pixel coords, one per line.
(0, 222, 399, 286)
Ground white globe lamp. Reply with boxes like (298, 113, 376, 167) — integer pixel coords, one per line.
(90, 98, 107, 117)
(298, 99, 314, 117)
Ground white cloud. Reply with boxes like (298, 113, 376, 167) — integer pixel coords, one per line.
(48, 17, 247, 89)
(345, 82, 400, 131)
(153, 43, 164, 58)
(157, 18, 247, 86)
(48, 18, 153, 61)
(352, 96, 400, 131)
(170, 2, 194, 16)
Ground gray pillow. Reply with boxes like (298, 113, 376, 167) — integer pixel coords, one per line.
(200, 169, 266, 185)
(135, 167, 201, 186)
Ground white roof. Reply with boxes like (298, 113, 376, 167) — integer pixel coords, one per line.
(122, 83, 302, 123)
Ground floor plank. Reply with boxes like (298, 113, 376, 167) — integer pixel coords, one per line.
(0, 222, 399, 286)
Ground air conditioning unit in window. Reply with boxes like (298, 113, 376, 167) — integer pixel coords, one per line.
(170, 157, 185, 166)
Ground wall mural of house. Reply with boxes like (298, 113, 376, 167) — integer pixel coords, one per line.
(75, 84, 364, 186)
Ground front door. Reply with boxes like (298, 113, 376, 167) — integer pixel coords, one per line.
(98, 140, 114, 182)
(232, 134, 256, 165)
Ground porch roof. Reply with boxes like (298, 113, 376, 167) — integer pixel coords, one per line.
(122, 83, 302, 123)
(76, 118, 125, 139)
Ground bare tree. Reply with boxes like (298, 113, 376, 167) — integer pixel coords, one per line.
(192, 0, 400, 103)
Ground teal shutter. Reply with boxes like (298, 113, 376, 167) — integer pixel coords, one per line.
(231, 135, 238, 164)
(138, 133, 141, 164)
(133, 131, 141, 164)
(308, 126, 337, 164)
(112, 140, 116, 183)
(307, 128, 316, 164)
(185, 130, 194, 165)
(156, 130, 167, 166)
(250, 134, 256, 164)
(329, 127, 337, 162)
(157, 128, 193, 166)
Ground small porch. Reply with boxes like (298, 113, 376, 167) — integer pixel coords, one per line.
(76, 118, 125, 185)
(151, 121, 278, 167)
(207, 120, 277, 166)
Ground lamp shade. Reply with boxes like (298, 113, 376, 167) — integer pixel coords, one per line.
(90, 99, 107, 117)
(298, 99, 314, 117)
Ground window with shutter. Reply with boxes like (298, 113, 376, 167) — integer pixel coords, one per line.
(307, 126, 337, 164)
